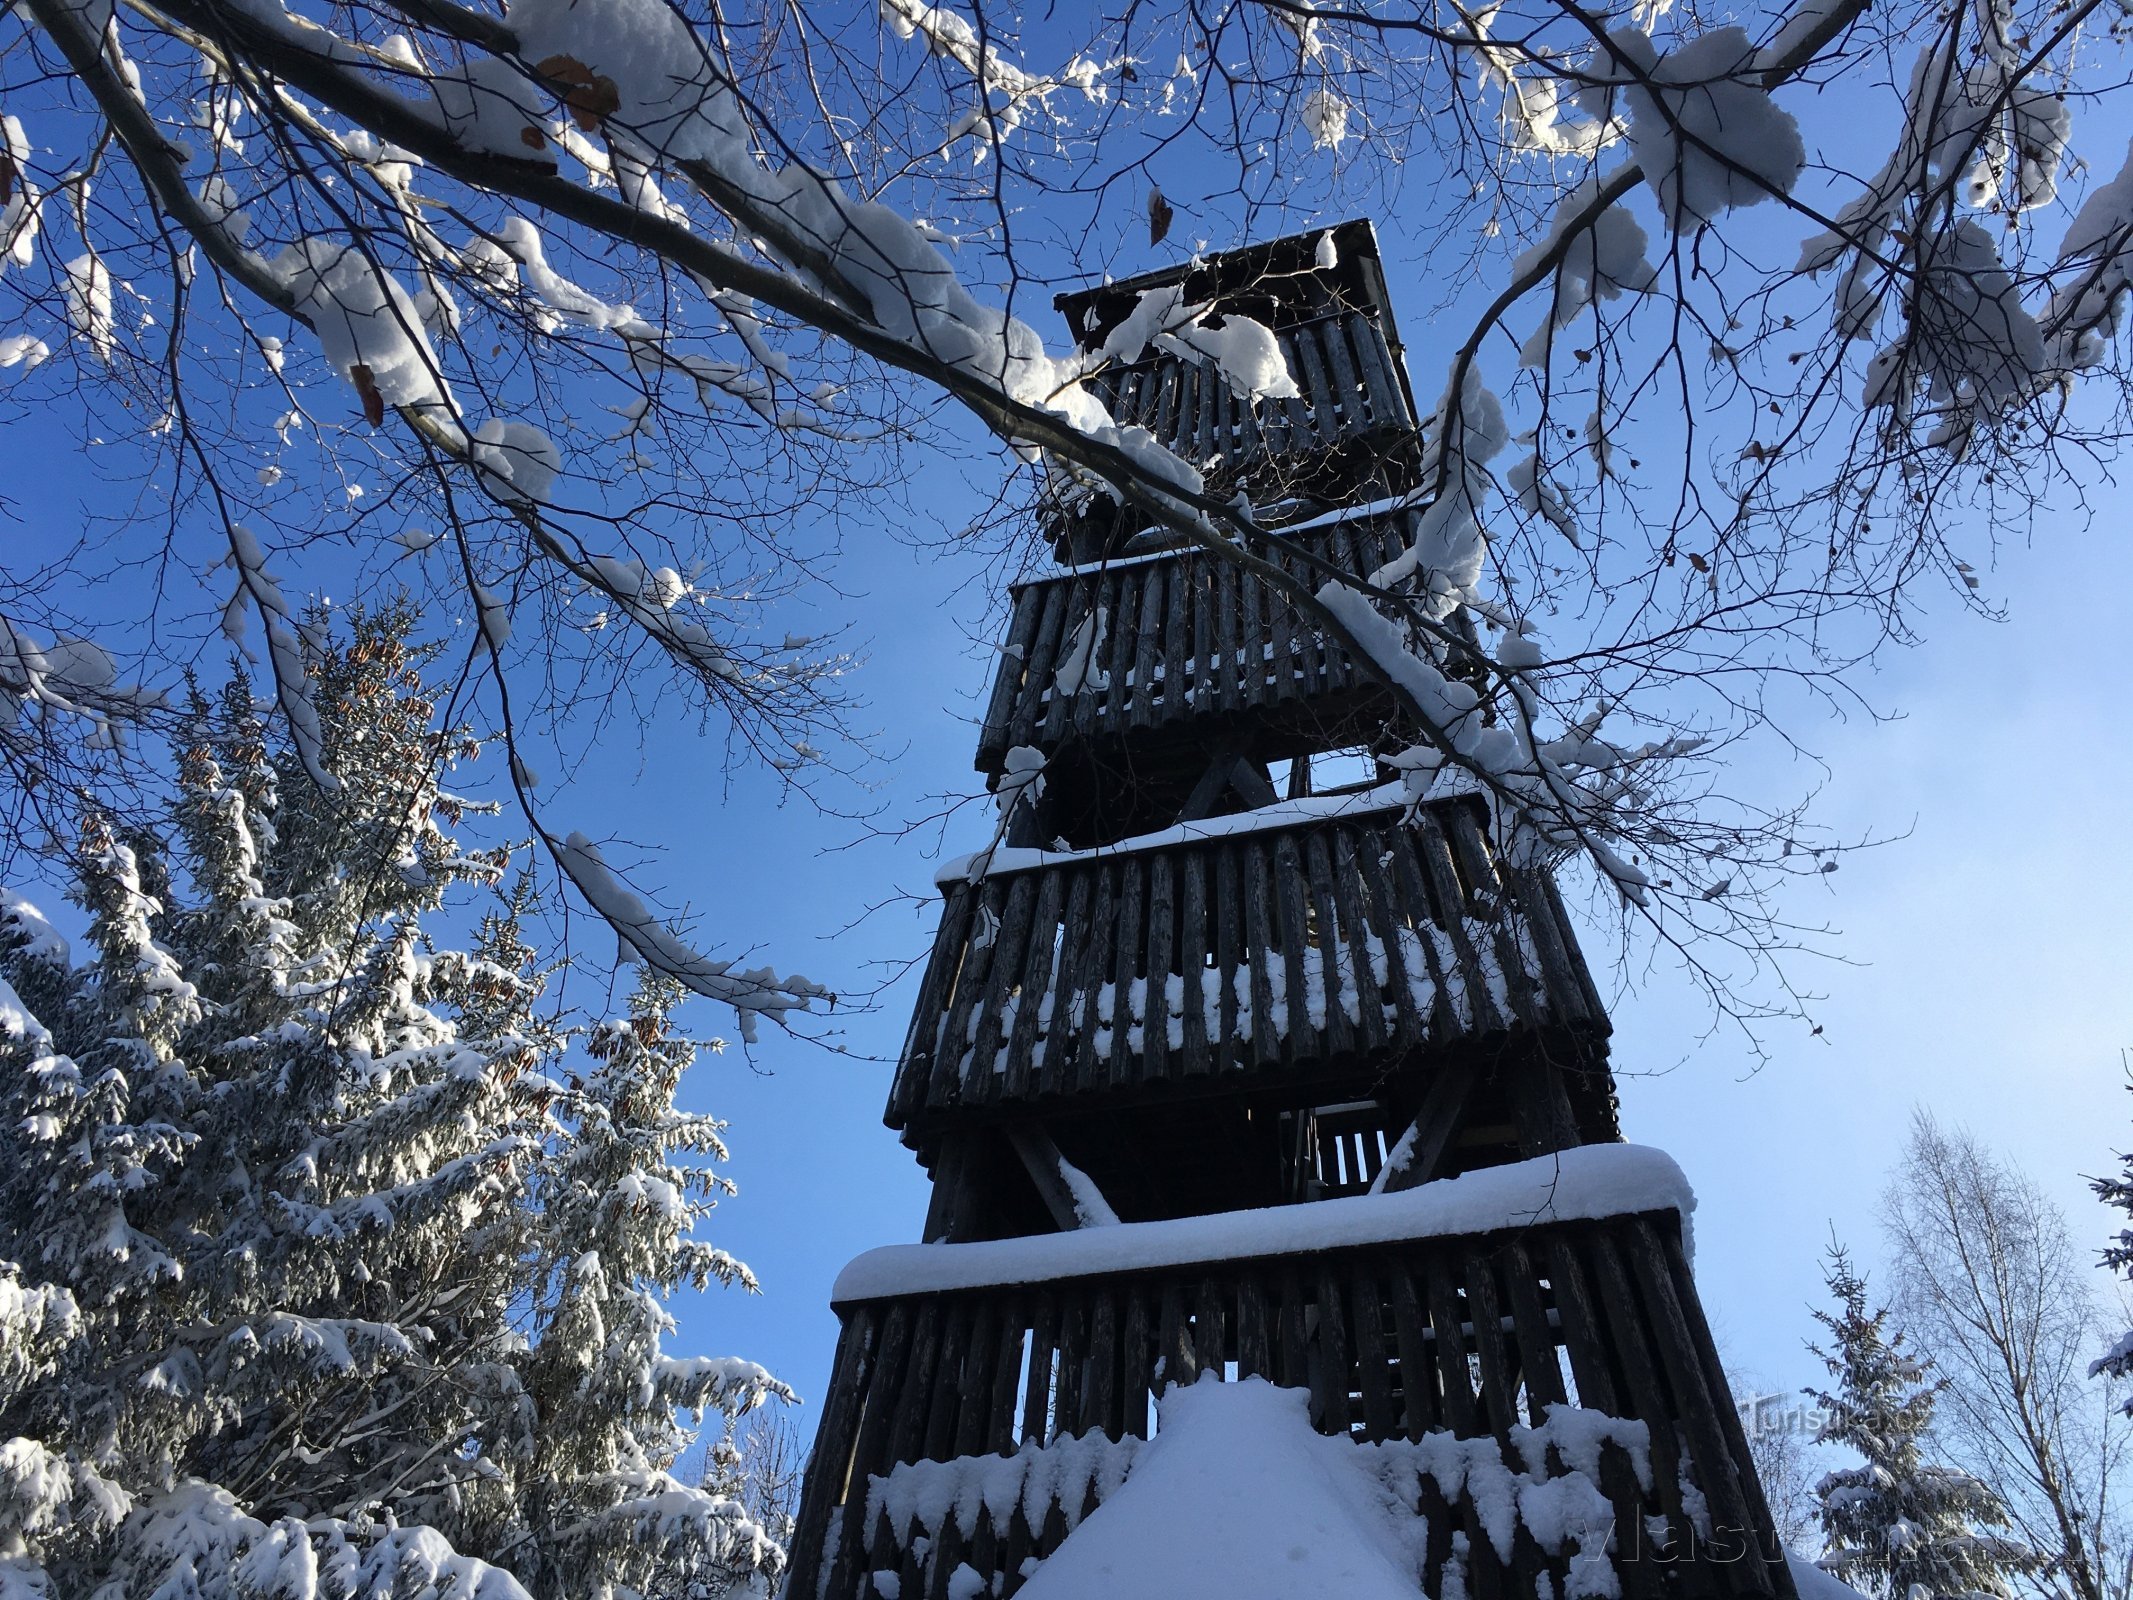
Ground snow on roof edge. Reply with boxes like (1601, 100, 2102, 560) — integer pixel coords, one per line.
(832, 1144, 1693, 1304)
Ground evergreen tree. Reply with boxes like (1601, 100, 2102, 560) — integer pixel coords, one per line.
(0, 613, 786, 1599)
(1808, 1246, 2038, 1600)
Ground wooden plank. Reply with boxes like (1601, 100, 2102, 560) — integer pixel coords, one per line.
(1000, 869, 1067, 1102)
(1050, 1290, 1088, 1442)
(1311, 1263, 1351, 1435)
(1353, 821, 1424, 1047)
(1194, 350, 1218, 462)
(1540, 1236, 1666, 1600)
(886, 888, 970, 1126)
(1143, 852, 1175, 1083)
(923, 1298, 976, 1463)
(1660, 1225, 1797, 1597)
(1191, 558, 1217, 718)
(1272, 834, 1316, 1066)
(1130, 558, 1166, 733)
(1101, 568, 1137, 733)
(1121, 1287, 1153, 1439)
(1082, 1286, 1120, 1437)
(1272, 329, 1313, 450)
(1021, 1292, 1058, 1445)
(1036, 870, 1091, 1097)
(1625, 1220, 1782, 1595)
(927, 882, 1006, 1110)
(978, 588, 1042, 768)
(1304, 831, 1357, 1061)
(1463, 1249, 1522, 1442)
(1276, 1263, 1310, 1391)
(1213, 546, 1243, 715)
(1036, 581, 1091, 746)
(1007, 579, 1071, 749)
(888, 1300, 945, 1471)
(966, 873, 1040, 1106)
(787, 1306, 878, 1600)
(1330, 829, 1389, 1055)
(1387, 1262, 1438, 1440)
(1160, 548, 1189, 726)
(1267, 555, 1299, 705)
(1349, 1257, 1399, 1441)
(1413, 809, 1500, 1034)
(1423, 1250, 1480, 1435)
(1319, 311, 1363, 429)
(1497, 1239, 1568, 1415)
(986, 1297, 1026, 1455)
(1008, 1122, 1099, 1233)
(1239, 560, 1268, 714)
(1108, 853, 1146, 1090)
(1240, 839, 1281, 1072)
(1158, 1280, 1197, 1390)
(1178, 849, 1211, 1078)
(1386, 830, 1462, 1042)
(1584, 1230, 1695, 1548)
(1295, 319, 1342, 442)
(1194, 1276, 1227, 1378)
(1069, 863, 1120, 1097)
(1350, 310, 1413, 431)
(1235, 1272, 1272, 1379)
(1212, 843, 1242, 1069)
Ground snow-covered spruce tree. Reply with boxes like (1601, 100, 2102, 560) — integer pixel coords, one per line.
(2089, 1083, 2133, 1410)
(506, 972, 788, 1599)
(0, 611, 785, 1598)
(1808, 1247, 2038, 1600)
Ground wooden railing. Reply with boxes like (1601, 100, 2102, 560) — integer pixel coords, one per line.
(786, 1209, 1794, 1600)
(975, 510, 1420, 775)
(887, 796, 1607, 1133)
(1084, 308, 1415, 470)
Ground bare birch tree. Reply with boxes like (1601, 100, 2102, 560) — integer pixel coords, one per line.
(1884, 1111, 2132, 1600)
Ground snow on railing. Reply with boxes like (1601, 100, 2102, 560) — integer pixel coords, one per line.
(831, 1145, 1692, 1303)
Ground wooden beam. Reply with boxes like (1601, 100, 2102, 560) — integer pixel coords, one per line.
(1378, 1058, 1480, 1193)
(1007, 1123, 1115, 1231)
(1178, 749, 1281, 823)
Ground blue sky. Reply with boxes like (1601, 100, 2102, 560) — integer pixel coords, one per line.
(3, 38, 2129, 1468)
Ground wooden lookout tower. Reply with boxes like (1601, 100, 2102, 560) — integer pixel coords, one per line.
(785, 222, 1798, 1600)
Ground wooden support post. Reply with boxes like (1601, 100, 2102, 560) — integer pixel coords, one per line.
(1008, 1123, 1113, 1231)
(1379, 1058, 1480, 1193)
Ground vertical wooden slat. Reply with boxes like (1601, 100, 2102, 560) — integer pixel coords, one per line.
(1303, 831, 1357, 1062)
(1121, 1286, 1153, 1438)
(1311, 1263, 1351, 1434)
(1143, 853, 1175, 1083)
(1160, 549, 1189, 726)
(1036, 870, 1092, 1097)
(1069, 864, 1120, 1097)
(1272, 834, 1316, 1067)
(788, 1306, 879, 1600)
(964, 873, 1039, 1105)
(1178, 849, 1211, 1078)
(1000, 869, 1067, 1102)
(1108, 854, 1146, 1089)
(978, 587, 1042, 769)
(1330, 828, 1390, 1055)
(1349, 1258, 1399, 1440)
(1130, 558, 1167, 733)
(1007, 580, 1071, 749)
(1236, 1272, 1273, 1379)
(1241, 839, 1281, 1072)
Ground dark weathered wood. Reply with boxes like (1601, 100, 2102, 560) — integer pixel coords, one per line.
(1107, 855, 1146, 1090)
(1381, 1056, 1481, 1194)
(1007, 1122, 1100, 1233)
